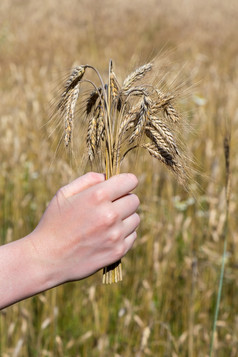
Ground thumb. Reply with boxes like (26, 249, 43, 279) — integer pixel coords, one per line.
(61, 172, 105, 198)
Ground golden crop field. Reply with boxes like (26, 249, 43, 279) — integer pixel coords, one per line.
(0, 0, 238, 356)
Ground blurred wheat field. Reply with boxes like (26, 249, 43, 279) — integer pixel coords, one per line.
(1, 0, 238, 356)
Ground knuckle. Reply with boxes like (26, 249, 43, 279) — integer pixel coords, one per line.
(103, 210, 118, 227)
(94, 188, 107, 203)
(109, 228, 121, 243)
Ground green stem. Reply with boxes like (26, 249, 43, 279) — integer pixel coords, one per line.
(210, 133, 230, 356)
(209, 234, 227, 356)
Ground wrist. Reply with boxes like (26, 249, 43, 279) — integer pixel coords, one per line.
(26, 230, 59, 292)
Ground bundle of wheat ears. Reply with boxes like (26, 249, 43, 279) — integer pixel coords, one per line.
(57, 60, 187, 284)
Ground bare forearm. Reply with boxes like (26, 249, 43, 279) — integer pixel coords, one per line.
(0, 233, 51, 309)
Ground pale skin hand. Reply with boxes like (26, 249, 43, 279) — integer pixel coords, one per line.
(0, 172, 140, 309)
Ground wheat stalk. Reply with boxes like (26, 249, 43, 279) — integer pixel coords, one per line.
(57, 60, 188, 284)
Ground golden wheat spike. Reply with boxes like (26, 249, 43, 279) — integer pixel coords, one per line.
(122, 63, 152, 92)
(129, 96, 150, 143)
(110, 71, 120, 99)
(64, 66, 85, 92)
(145, 126, 174, 158)
(86, 89, 100, 115)
(58, 66, 85, 110)
(58, 66, 86, 147)
(163, 103, 180, 123)
(118, 102, 141, 133)
(147, 117, 179, 155)
(151, 100, 175, 114)
(96, 105, 105, 146)
(63, 84, 80, 146)
(141, 143, 185, 184)
(87, 114, 97, 161)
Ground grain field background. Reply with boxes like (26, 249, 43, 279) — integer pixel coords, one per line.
(0, 0, 238, 356)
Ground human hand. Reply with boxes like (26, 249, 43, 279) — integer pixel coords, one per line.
(30, 172, 140, 288)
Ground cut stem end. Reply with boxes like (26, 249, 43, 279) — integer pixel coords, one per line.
(102, 260, 122, 284)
